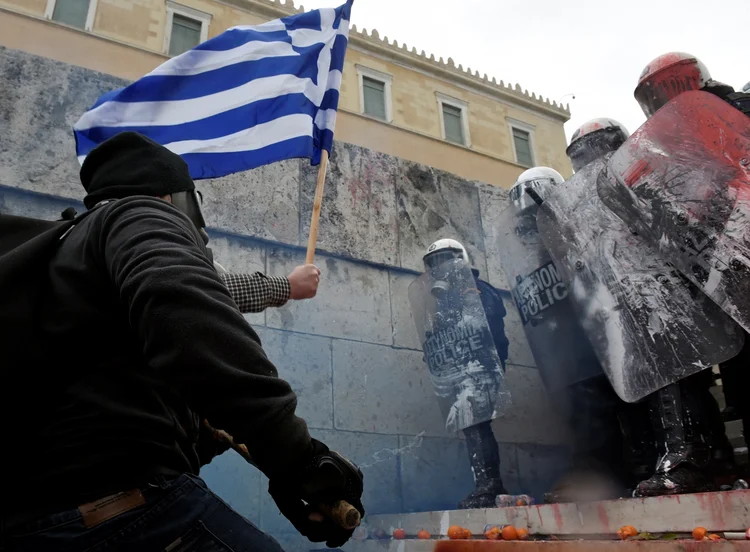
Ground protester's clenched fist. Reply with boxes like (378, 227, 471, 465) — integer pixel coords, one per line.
(288, 264, 321, 300)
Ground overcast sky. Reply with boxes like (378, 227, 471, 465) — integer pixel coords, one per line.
(298, 0, 748, 143)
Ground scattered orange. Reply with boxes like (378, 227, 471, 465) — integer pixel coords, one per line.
(502, 526, 519, 541)
(517, 528, 530, 541)
(484, 526, 501, 540)
(417, 529, 431, 540)
(463, 528, 472, 539)
(692, 527, 707, 541)
(447, 526, 465, 540)
(617, 526, 638, 540)
(393, 529, 406, 540)
(708, 534, 722, 541)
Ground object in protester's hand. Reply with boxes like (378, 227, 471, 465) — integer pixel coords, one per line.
(417, 529, 431, 540)
(208, 422, 362, 531)
(693, 527, 708, 541)
(618, 526, 638, 540)
(517, 528, 530, 541)
(502, 526, 519, 541)
(484, 526, 501, 540)
(393, 529, 406, 540)
(447, 526, 465, 540)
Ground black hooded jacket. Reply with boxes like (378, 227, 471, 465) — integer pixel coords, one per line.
(5, 137, 313, 514)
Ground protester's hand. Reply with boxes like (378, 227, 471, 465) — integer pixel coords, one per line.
(269, 439, 365, 548)
(287, 264, 321, 300)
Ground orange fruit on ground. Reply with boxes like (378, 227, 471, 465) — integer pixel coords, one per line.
(502, 526, 519, 541)
(617, 526, 638, 540)
(708, 534, 722, 541)
(463, 528, 472, 539)
(417, 529, 431, 540)
(447, 526, 465, 540)
(484, 526, 501, 540)
(693, 527, 707, 541)
(393, 529, 406, 540)
(517, 528, 530, 541)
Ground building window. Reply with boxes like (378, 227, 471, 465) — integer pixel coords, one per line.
(165, 1, 211, 57)
(356, 66, 393, 123)
(436, 92, 470, 147)
(507, 118, 536, 167)
(45, 0, 97, 31)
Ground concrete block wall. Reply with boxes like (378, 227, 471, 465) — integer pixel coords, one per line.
(0, 46, 572, 550)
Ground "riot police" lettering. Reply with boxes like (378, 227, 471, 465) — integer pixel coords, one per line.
(424, 319, 488, 376)
(512, 261, 568, 325)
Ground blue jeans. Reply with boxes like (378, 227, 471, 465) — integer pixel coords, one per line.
(1, 474, 286, 552)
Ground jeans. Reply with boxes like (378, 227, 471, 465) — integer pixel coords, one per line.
(1, 474, 285, 552)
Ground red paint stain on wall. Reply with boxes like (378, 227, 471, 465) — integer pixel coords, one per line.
(534, 505, 544, 526)
(551, 504, 564, 531)
(596, 504, 610, 533)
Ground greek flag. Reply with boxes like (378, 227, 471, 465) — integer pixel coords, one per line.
(73, 0, 352, 179)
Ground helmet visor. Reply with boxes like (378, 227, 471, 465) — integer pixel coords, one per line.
(567, 130, 628, 172)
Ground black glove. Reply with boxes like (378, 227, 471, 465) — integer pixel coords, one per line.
(269, 439, 365, 548)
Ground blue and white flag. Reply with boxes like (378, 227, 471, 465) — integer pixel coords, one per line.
(74, 1, 352, 179)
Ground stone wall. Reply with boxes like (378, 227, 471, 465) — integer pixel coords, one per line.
(0, 46, 571, 551)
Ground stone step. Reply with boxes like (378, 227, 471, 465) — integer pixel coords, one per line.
(358, 490, 750, 538)
(337, 539, 750, 551)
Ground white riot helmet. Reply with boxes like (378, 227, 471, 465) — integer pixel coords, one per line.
(423, 238, 469, 270)
(509, 167, 564, 211)
(566, 118, 630, 172)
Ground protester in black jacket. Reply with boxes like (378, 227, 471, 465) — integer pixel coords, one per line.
(1, 132, 364, 552)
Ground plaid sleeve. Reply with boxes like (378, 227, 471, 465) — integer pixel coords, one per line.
(220, 272, 291, 313)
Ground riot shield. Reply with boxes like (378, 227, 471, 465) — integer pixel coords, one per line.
(408, 258, 511, 433)
(494, 200, 604, 391)
(599, 90, 750, 332)
(537, 157, 744, 403)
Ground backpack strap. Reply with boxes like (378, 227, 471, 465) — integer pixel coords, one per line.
(58, 200, 116, 242)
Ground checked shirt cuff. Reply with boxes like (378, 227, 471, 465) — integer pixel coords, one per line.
(221, 272, 291, 313)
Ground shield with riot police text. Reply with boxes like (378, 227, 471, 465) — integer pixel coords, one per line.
(599, 90, 750, 333)
(537, 156, 744, 403)
(408, 258, 510, 433)
(494, 201, 604, 392)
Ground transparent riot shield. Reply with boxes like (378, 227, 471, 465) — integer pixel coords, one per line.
(494, 201, 604, 391)
(537, 157, 744, 403)
(408, 258, 511, 433)
(599, 90, 750, 333)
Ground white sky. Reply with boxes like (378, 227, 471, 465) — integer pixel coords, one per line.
(298, 0, 748, 142)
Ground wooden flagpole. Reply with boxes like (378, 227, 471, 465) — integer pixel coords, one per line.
(305, 149, 330, 264)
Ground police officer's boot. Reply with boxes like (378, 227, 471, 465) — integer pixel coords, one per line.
(458, 422, 507, 509)
(635, 383, 714, 497)
(618, 400, 657, 491)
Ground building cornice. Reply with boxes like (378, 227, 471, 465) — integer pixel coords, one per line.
(220, 0, 571, 121)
